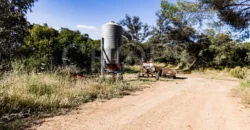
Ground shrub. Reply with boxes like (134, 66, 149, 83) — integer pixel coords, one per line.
(229, 67, 248, 79)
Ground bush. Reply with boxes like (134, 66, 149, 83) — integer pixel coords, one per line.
(11, 54, 49, 72)
(229, 67, 248, 79)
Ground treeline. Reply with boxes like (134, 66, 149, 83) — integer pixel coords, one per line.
(1, 0, 250, 73)
(13, 24, 101, 72)
(119, 1, 250, 69)
(0, 0, 101, 73)
(148, 30, 250, 69)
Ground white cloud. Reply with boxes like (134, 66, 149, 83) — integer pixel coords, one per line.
(76, 24, 100, 39)
(76, 24, 99, 31)
(52, 27, 60, 30)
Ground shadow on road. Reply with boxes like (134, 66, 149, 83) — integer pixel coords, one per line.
(175, 77, 187, 80)
(126, 77, 187, 82)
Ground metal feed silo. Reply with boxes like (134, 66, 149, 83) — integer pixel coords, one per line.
(101, 21, 122, 75)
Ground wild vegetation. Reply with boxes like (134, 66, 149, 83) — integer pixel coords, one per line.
(0, 69, 150, 129)
(1, 0, 250, 129)
(234, 77, 250, 104)
(1, 1, 250, 72)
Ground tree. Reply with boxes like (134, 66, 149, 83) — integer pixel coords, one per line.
(198, 0, 250, 30)
(160, 1, 198, 44)
(152, 0, 250, 68)
(20, 26, 97, 72)
(176, 0, 250, 39)
(150, 10, 170, 44)
(119, 14, 151, 43)
(57, 28, 98, 69)
(151, 1, 199, 67)
(118, 15, 152, 63)
(23, 24, 59, 71)
(242, 42, 250, 63)
(0, 0, 37, 70)
(57, 28, 86, 47)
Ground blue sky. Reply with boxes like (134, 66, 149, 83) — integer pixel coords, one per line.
(27, 0, 170, 39)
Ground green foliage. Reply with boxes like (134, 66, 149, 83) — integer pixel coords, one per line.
(56, 28, 100, 69)
(119, 14, 151, 43)
(151, 6, 250, 69)
(15, 25, 101, 72)
(119, 15, 152, 63)
(170, 0, 250, 39)
(0, 0, 38, 70)
(57, 28, 87, 47)
(11, 54, 48, 72)
(199, 0, 250, 30)
(1, 0, 250, 129)
(25, 24, 58, 50)
(161, 1, 183, 24)
(150, 0, 250, 69)
(1, 0, 250, 74)
(21, 24, 58, 71)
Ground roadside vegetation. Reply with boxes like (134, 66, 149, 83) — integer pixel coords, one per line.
(1, 0, 250, 129)
(232, 67, 250, 105)
(2, 1, 250, 74)
(234, 77, 250, 104)
(0, 69, 151, 129)
(191, 67, 249, 80)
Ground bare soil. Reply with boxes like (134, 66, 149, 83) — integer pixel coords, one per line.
(31, 74, 250, 130)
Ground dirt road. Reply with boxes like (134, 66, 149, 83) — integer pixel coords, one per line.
(32, 75, 250, 130)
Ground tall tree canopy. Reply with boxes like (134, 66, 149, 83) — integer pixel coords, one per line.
(119, 14, 151, 43)
(22, 24, 58, 71)
(150, 0, 250, 68)
(0, 0, 37, 70)
(175, 0, 250, 39)
(199, 0, 250, 30)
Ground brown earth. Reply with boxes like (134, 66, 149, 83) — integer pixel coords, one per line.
(31, 74, 250, 130)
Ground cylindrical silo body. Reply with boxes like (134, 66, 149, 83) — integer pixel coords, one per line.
(101, 21, 122, 73)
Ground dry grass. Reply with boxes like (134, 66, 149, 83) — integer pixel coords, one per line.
(0, 72, 147, 129)
(154, 62, 167, 68)
(124, 63, 167, 74)
(192, 68, 232, 80)
(191, 67, 250, 80)
(233, 77, 250, 104)
(229, 67, 249, 79)
(124, 65, 141, 73)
